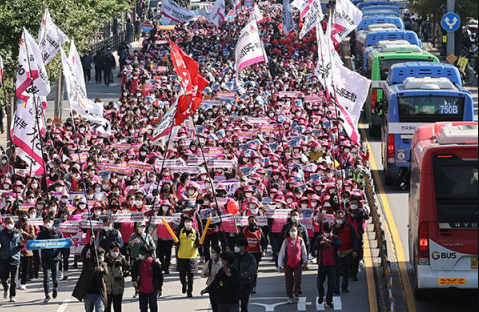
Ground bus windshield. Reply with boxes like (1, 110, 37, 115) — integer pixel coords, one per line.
(380, 58, 433, 80)
(433, 156, 478, 228)
(398, 96, 465, 122)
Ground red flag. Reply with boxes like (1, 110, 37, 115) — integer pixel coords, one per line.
(169, 40, 209, 126)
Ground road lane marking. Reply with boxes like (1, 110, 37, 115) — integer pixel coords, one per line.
(364, 231, 379, 312)
(250, 302, 288, 311)
(315, 296, 343, 310)
(361, 126, 418, 312)
(57, 299, 71, 312)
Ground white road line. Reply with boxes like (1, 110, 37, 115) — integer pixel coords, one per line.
(57, 299, 72, 312)
(250, 302, 288, 311)
(298, 297, 312, 311)
(250, 297, 289, 300)
(332, 296, 342, 310)
(316, 297, 326, 311)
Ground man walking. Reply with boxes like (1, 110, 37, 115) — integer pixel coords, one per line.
(0, 216, 24, 302)
(37, 215, 64, 302)
(233, 237, 257, 312)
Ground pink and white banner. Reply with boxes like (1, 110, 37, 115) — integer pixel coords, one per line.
(299, 0, 323, 39)
(235, 19, 267, 73)
(38, 8, 68, 65)
(160, 0, 195, 24)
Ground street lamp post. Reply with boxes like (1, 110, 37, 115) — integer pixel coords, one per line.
(447, 0, 455, 56)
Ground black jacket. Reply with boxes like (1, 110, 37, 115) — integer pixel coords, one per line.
(131, 257, 164, 293)
(205, 266, 241, 304)
(233, 252, 256, 290)
(36, 227, 63, 262)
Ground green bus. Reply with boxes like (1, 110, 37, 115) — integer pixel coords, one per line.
(365, 48, 439, 137)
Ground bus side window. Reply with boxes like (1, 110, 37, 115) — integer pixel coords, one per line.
(410, 153, 421, 218)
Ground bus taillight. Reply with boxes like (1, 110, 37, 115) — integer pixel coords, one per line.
(371, 89, 378, 112)
(418, 222, 430, 265)
(387, 134, 395, 163)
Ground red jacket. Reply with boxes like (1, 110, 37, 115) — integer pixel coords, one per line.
(314, 234, 342, 266)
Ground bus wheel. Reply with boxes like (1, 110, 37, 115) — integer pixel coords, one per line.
(384, 167, 394, 185)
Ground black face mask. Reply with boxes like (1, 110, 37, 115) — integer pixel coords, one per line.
(248, 222, 257, 229)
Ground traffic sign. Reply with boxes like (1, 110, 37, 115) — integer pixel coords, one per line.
(446, 53, 458, 64)
(140, 20, 154, 33)
(441, 12, 461, 32)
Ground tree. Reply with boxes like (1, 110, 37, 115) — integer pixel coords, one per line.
(0, 0, 131, 97)
(410, 0, 478, 22)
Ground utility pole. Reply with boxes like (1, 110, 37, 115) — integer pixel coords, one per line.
(447, 0, 455, 56)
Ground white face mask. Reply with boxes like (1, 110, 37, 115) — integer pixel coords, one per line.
(137, 227, 145, 234)
(99, 257, 105, 263)
(234, 247, 241, 254)
(6, 224, 14, 230)
(311, 202, 318, 208)
(111, 252, 120, 259)
(94, 210, 101, 216)
(162, 206, 170, 212)
(245, 193, 253, 198)
(291, 216, 299, 223)
(31, 183, 39, 189)
(111, 178, 118, 184)
(286, 198, 294, 204)
(350, 205, 359, 210)
(336, 219, 344, 225)
(103, 226, 111, 232)
(250, 208, 259, 215)
(30, 213, 37, 219)
(95, 187, 102, 193)
(28, 198, 35, 204)
(135, 200, 143, 206)
(188, 189, 195, 195)
(79, 204, 86, 209)
(290, 231, 298, 239)
(45, 222, 53, 230)
(88, 194, 95, 200)
(184, 222, 193, 229)
(138, 254, 146, 261)
(301, 203, 308, 209)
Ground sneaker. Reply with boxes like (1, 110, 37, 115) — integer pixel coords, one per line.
(360, 260, 364, 268)
(182, 284, 187, 294)
(53, 288, 58, 299)
(132, 293, 138, 299)
(293, 294, 299, 301)
(287, 298, 295, 304)
(63, 272, 69, 280)
(325, 302, 333, 308)
(9, 297, 16, 303)
(59, 271, 63, 280)
(187, 291, 193, 298)
(318, 296, 324, 305)
(3, 288, 8, 299)
(342, 288, 349, 293)
(251, 287, 256, 294)
(44, 295, 51, 303)
(20, 285, 26, 290)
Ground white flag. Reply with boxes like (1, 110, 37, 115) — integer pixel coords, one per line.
(151, 101, 177, 141)
(314, 18, 334, 93)
(60, 48, 110, 133)
(16, 28, 51, 103)
(160, 0, 195, 24)
(235, 19, 267, 74)
(249, 4, 264, 23)
(299, 0, 324, 39)
(208, 0, 226, 28)
(12, 97, 44, 176)
(38, 8, 68, 65)
(282, 0, 296, 35)
(332, 0, 362, 45)
(69, 40, 87, 101)
(331, 53, 371, 144)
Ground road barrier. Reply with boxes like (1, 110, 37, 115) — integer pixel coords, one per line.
(363, 169, 396, 312)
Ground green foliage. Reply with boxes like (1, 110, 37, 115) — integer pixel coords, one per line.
(0, 0, 131, 99)
(410, 0, 478, 21)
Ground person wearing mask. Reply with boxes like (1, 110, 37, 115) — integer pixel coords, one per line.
(278, 225, 308, 304)
(281, 210, 309, 255)
(72, 239, 108, 312)
(105, 242, 131, 312)
(242, 216, 267, 294)
(176, 215, 200, 298)
(201, 252, 241, 312)
(156, 200, 175, 274)
(37, 215, 63, 302)
(97, 216, 124, 252)
(131, 246, 163, 312)
(17, 212, 37, 290)
(233, 237, 257, 312)
(128, 221, 156, 262)
(0, 216, 24, 302)
(333, 210, 358, 294)
(348, 195, 369, 281)
(200, 245, 223, 312)
(313, 222, 342, 308)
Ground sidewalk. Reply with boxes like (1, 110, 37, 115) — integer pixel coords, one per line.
(0, 40, 143, 150)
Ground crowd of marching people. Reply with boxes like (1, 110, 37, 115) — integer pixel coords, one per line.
(0, 1, 373, 311)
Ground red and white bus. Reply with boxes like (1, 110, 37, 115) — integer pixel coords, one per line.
(409, 122, 478, 299)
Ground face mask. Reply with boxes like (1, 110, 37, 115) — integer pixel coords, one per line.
(6, 224, 14, 230)
(291, 216, 299, 223)
(88, 194, 95, 200)
(28, 198, 35, 204)
(188, 189, 195, 195)
(350, 205, 359, 210)
(286, 198, 294, 204)
(210, 252, 218, 259)
(311, 202, 318, 208)
(290, 231, 298, 239)
(61, 198, 68, 204)
(184, 222, 192, 229)
(99, 257, 105, 262)
(336, 219, 343, 225)
(31, 183, 38, 189)
(234, 247, 241, 254)
(104, 226, 111, 232)
(30, 213, 37, 219)
(111, 178, 118, 184)
(135, 200, 143, 206)
(241, 182, 247, 187)
(301, 203, 308, 209)
(162, 206, 169, 212)
(137, 227, 145, 234)
(79, 204, 86, 209)
(1, 159, 7, 165)
(95, 187, 102, 193)
(245, 193, 253, 198)
(250, 208, 259, 215)
(3, 184, 10, 190)
(113, 191, 120, 196)
(276, 203, 283, 209)
(111, 252, 120, 259)
(94, 210, 101, 216)
(45, 222, 53, 230)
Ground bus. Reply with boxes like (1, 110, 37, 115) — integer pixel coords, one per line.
(358, 1, 399, 10)
(356, 29, 422, 56)
(357, 16, 405, 31)
(365, 48, 439, 136)
(362, 11, 400, 18)
(361, 5, 401, 15)
(409, 122, 478, 300)
(381, 69, 475, 185)
(361, 40, 421, 72)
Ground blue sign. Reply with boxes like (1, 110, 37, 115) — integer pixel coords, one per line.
(27, 238, 74, 250)
(441, 12, 461, 32)
(140, 20, 154, 33)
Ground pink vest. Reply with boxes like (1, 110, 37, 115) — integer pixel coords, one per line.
(286, 238, 302, 268)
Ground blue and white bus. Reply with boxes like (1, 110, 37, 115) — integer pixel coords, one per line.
(380, 63, 475, 186)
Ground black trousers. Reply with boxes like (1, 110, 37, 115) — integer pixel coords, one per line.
(317, 266, 335, 304)
(209, 292, 218, 312)
(239, 286, 251, 312)
(104, 68, 112, 85)
(179, 270, 194, 293)
(59, 248, 70, 273)
(106, 293, 123, 312)
(20, 256, 32, 285)
(251, 252, 262, 288)
(351, 239, 363, 278)
(335, 253, 352, 291)
(1, 259, 19, 298)
(157, 240, 174, 272)
(95, 67, 102, 83)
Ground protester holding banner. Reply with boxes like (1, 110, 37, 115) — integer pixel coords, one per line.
(37, 215, 64, 302)
(0, 216, 24, 302)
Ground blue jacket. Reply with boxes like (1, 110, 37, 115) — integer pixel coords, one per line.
(37, 227, 63, 262)
(0, 228, 23, 263)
